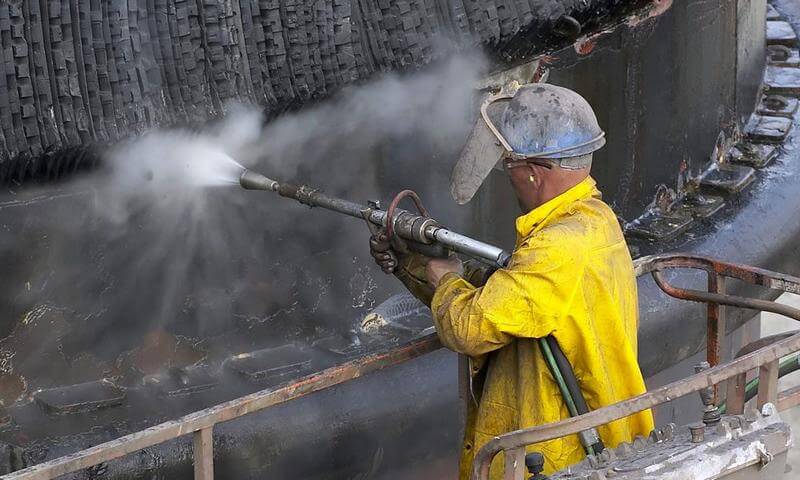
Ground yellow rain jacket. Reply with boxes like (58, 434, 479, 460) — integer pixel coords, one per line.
(400, 177, 653, 479)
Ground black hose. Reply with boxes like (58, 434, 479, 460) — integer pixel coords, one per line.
(545, 336, 605, 453)
(546, 337, 590, 414)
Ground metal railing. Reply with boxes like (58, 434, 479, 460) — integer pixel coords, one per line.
(5, 253, 800, 480)
(473, 253, 800, 480)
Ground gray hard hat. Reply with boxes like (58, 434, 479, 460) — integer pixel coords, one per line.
(450, 83, 605, 204)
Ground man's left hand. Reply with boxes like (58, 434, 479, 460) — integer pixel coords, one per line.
(425, 256, 464, 288)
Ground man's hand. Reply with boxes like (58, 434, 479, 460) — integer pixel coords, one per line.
(425, 256, 463, 288)
(369, 232, 400, 273)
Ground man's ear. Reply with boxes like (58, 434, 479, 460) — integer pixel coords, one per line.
(524, 163, 539, 181)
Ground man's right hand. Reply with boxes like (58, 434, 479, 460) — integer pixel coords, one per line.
(369, 232, 400, 274)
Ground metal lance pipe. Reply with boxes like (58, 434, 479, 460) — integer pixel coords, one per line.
(238, 169, 511, 268)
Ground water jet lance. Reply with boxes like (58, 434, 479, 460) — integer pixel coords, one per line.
(239, 168, 605, 454)
(239, 169, 511, 268)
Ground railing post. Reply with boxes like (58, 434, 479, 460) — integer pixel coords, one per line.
(757, 360, 779, 409)
(193, 427, 214, 480)
(707, 273, 726, 403)
(503, 447, 526, 480)
(726, 372, 747, 414)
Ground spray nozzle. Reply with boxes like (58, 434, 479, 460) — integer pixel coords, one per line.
(240, 169, 279, 191)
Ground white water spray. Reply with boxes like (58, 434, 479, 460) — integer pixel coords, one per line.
(97, 107, 262, 224)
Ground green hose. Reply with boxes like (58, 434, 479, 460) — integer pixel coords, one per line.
(718, 354, 800, 414)
(539, 338, 595, 456)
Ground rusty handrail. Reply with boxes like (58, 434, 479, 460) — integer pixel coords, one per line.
(1, 333, 442, 480)
(473, 253, 800, 480)
(650, 270, 800, 321)
(635, 253, 800, 294)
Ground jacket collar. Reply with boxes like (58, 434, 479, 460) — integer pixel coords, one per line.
(515, 177, 599, 240)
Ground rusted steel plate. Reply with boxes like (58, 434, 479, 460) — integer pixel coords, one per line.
(2, 334, 442, 480)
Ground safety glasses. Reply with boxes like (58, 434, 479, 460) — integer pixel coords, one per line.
(503, 158, 554, 171)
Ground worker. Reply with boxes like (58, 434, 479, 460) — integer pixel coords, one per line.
(369, 83, 654, 478)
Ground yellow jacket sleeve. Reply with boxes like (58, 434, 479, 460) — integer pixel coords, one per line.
(430, 226, 587, 357)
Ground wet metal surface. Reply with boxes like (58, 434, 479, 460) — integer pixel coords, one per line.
(224, 345, 316, 381)
(117, 329, 206, 377)
(143, 366, 218, 398)
(311, 335, 370, 358)
(757, 94, 800, 117)
(671, 193, 726, 219)
(767, 20, 799, 46)
(362, 293, 432, 334)
(34, 380, 125, 415)
(768, 45, 800, 67)
(768, 4, 781, 20)
(743, 114, 793, 142)
(727, 143, 779, 168)
(697, 163, 756, 194)
(765, 65, 800, 94)
(625, 210, 693, 242)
